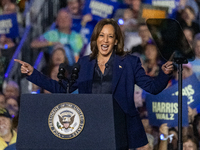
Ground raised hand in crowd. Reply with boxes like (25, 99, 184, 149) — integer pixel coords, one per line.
(158, 123, 169, 150)
(14, 59, 34, 76)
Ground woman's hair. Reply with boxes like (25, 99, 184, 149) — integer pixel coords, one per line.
(183, 6, 196, 17)
(193, 113, 200, 140)
(90, 18, 125, 59)
(183, 135, 199, 150)
(50, 44, 69, 65)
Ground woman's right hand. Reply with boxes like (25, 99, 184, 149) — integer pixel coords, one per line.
(14, 59, 34, 76)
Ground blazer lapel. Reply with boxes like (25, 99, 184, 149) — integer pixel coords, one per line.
(112, 55, 125, 93)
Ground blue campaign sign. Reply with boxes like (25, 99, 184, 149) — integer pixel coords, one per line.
(146, 90, 188, 127)
(145, 74, 200, 127)
(171, 74, 200, 109)
(0, 13, 19, 38)
(83, 0, 120, 21)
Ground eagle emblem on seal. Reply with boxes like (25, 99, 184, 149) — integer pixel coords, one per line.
(57, 110, 77, 132)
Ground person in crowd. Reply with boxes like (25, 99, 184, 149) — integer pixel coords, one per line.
(15, 18, 174, 149)
(177, 6, 200, 35)
(0, 34, 15, 50)
(176, 0, 199, 19)
(5, 97, 19, 118)
(190, 33, 200, 81)
(41, 44, 71, 77)
(0, 34, 16, 69)
(183, 27, 194, 48)
(0, 108, 17, 150)
(31, 8, 83, 66)
(168, 62, 194, 87)
(193, 113, 200, 145)
(142, 41, 163, 78)
(131, 23, 152, 56)
(157, 123, 172, 150)
(118, 8, 138, 33)
(0, 93, 6, 109)
(118, 7, 141, 51)
(134, 85, 143, 108)
(183, 135, 199, 150)
(146, 133, 154, 150)
(64, 0, 97, 56)
(3, 80, 20, 100)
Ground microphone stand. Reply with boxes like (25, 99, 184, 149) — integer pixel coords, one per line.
(58, 78, 70, 93)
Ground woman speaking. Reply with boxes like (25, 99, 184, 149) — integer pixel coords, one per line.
(15, 18, 174, 149)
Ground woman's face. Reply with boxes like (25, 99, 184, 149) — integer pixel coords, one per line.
(144, 45, 158, 61)
(67, 0, 80, 15)
(182, 8, 195, 22)
(97, 24, 117, 58)
(6, 98, 19, 117)
(52, 49, 65, 65)
(183, 139, 197, 150)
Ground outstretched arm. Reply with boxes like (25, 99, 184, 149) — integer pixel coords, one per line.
(14, 59, 68, 93)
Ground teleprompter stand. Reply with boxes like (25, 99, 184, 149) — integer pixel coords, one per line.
(146, 18, 195, 150)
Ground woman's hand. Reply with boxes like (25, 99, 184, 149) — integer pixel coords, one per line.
(14, 59, 34, 76)
(161, 61, 174, 75)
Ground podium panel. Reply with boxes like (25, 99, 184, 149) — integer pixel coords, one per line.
(16, 94, 128, 150)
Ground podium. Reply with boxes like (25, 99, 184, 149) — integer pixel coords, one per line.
(16, 94, 128, 150)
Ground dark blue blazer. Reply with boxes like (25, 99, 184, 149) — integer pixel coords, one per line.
(27, 54, 170, 148)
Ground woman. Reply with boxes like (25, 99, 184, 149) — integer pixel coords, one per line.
(14, 19, 173, 149)
(142, 42, 163, 78)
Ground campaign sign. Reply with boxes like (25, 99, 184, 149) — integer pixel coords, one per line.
(146, 90, 188, 127)
(0, 13, 19, 38)
(170, 74, 200, 109)
(83, 0, 120, 21)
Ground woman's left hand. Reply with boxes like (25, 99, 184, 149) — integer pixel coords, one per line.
(161, 61, 174, 75)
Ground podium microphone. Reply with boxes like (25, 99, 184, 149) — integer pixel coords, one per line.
(71, 63, 80, 83)
(57, 63, 66, 82)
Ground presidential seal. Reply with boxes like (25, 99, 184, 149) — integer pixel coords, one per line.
(48, 102, 85, 139)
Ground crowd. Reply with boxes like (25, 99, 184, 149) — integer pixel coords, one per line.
(1, 0, 200, 149)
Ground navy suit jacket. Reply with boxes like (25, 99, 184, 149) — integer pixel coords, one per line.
(27, 54, 171, 148)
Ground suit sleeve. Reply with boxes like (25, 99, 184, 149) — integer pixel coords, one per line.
(133, 57, 171, 94)
(27, 69, 69, 93)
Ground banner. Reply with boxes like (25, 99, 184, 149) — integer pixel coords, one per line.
(83, 0, 120, 21)
(145, 74, 200, 127)
(146, 90, 188, 127)
(0, 13, 19, 38)
(170, 74, 200, 108)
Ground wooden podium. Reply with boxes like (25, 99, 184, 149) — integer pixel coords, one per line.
(16, 94, 128, 150)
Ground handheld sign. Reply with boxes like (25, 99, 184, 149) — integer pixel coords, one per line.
(146, 88, 188, 127)
(83, 0, 120, 21)
(0, 13, 19, 38)
(171, 74, 200, 109)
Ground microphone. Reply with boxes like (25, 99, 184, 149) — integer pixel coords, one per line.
(57, 63, 66, 81)
(71, 63, 80, 83)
